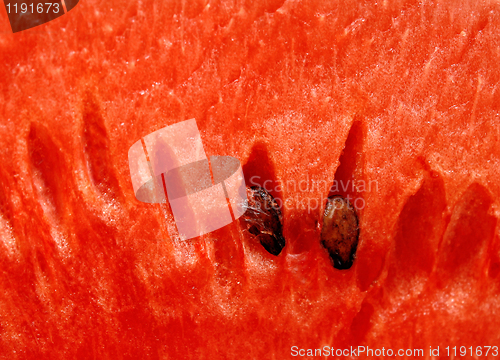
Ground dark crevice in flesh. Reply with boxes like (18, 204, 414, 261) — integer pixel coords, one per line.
(338, 287, 384, 349)
(328, 120, 382, 287)
(329, 120, 364, 200)
(333, 120, 381, 289)
(326, 120, 366, 273)
(435, 183, 496, 286)
(82, 91, 122, 201)
(243, 142, 282, 202)
(28, 122, 66, 217)
(385, 172, 447, 294)
(348, 300, 375, 346)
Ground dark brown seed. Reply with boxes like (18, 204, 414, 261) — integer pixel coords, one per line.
(240, 186, 285, 256)
(321, 196, 359, 269)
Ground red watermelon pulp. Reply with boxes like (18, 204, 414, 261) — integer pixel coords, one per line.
(0, 0, 500, 358)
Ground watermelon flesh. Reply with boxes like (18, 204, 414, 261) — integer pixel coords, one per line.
(0, 0, 500, 358)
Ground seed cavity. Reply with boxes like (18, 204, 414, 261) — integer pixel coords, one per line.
(321, 195, 359, 269)
(28, 122, 65, 216)
(240, 186, 285, 256)
(82, 91, 121, 200)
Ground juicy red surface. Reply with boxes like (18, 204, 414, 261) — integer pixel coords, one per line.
(0, 0, 500, 359)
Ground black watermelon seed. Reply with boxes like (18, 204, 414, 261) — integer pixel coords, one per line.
(240, 186, 285, 256)
(321, 196, 359, 269)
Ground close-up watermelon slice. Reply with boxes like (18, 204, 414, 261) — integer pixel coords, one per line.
(0, 0, 499, 358)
